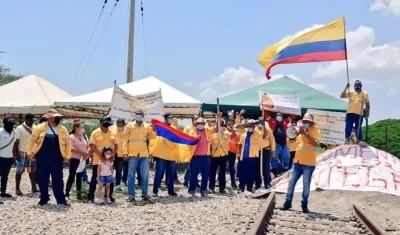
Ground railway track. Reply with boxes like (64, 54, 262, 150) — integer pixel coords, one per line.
(249, 192, 399, 235)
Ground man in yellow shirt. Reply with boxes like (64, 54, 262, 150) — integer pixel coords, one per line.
(26, 109, 71, 206)
(87, 116, 118, 203)
(340, 80, 370, 144)
(255, 117, 276, 189)
(237, 120, 264, 192)
(280, 113, 321, 213)
(113, 118, 129, 186)
(152, 113, 178, 197)
(123, 109, 154, 202)
(183, 114, 199, 187)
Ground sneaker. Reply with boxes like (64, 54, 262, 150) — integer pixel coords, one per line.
(279, 202, 292, 210)
(153, 193, 158, 197)
(168, 191, 177, 196)
(142, 195, 151, 201)
(110, 196, 115, 203)
(87, 199, 95, 203)
(127, 197, 136, 203)
(38, 200, 48, 206)
(189, 193, 195, 197)
(16, 190, 23, 196)
(58, 202, 70, 207)
(0, 192, 12, 198)
(231, 183, 238, 189)
(32, 189, 40, 193)
(106, 198, 112, 204)
(200, 192, 208, 197)
(65, 197, 70, 202)
(98, 199, 105, 205)
(219, 189, 227, 194)
(301, 204, 310, 213)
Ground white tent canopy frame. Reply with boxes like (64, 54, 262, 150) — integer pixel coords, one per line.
(54, 76, 201, 118)
(0, 74, 73, 117)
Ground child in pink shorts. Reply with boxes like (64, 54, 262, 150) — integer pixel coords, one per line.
(96, 147, 114, 204)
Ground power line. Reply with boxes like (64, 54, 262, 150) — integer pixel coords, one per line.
(141, 0, 148, 76)
(69, 0, 108, 92)
(75, 0, 120, 88)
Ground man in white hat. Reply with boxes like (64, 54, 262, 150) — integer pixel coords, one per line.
(280, 113, 321, 213)
(26, 109, 71, 206)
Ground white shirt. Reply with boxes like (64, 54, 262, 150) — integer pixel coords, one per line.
(15, 123, 36, 152)
(0, 128, 16, 158)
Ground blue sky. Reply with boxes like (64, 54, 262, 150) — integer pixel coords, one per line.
(1, 0, 399, 124)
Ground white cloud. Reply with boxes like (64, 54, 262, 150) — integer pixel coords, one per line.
(181, 81, 193, 87)
(198, 67, 302, 100)
(388, 88, 399, 96)
(308, 83, 328, 91)
(370, 0, 400, 16)
(311, 25, 400, 80)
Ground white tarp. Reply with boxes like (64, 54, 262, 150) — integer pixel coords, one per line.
(108, 85, 164, 122)
(259, 90, 301, 115)
(307, 109, 346, 145)
(54, 76, 201, 116)
(271, 145, 400, 196)
(0, 74, 72, 115)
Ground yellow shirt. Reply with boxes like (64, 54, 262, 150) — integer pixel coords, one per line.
(344, 90, 369, 115)
(90, 127, 117, 165)
(287, 137, 297, 152)
(239, 132, 261, 160)
(183, 123, 196, 135)
(211, 131, 230, 157)
(294, 126, 321, 166)
(123, 121, 154, 157)
(187, 128, 213, 155)
(109, 125, 125, 157)
(26, 123, 71, 160)
(256, 126, 276, 152)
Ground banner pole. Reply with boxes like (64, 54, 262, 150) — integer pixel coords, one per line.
(260, 109, 264, 186)
(343, 16, 350, 93)
(216, 98, 222, 143)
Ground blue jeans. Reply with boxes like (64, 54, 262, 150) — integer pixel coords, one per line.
(285, 163, 315, 205)
(82, 168, 88, 182)
(153, 159, 176, 194)
(184, 164, 190, 185)
(127, 157, 149, 197)
(345, 113, 363, 142)
(188, 155, 210, 194)
(275, 145, 290, 171)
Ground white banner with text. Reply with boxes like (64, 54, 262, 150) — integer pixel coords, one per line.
(258, 90, 301, 115)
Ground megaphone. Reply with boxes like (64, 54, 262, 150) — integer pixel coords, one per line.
(286, 126, 299, 140)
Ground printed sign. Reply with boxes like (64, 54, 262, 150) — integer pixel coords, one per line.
(270, 145, 400, 197)
(307, 109, 345, 145)
(109, 85, 164, 122)
(258, 90, 301, 115)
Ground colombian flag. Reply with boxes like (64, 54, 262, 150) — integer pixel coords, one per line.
(258, 17, 347, 79)
(149, 119, 198, 162)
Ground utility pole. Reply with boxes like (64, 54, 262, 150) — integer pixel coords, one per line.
(126, 0, 135, 83)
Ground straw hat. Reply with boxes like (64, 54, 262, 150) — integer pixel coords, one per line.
(302, 113, 315, 123)
(45, 109, 63, 118)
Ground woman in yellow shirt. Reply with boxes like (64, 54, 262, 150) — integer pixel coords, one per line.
(280, 113, 321, 213)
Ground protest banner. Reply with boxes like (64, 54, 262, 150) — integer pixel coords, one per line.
(109, 85, 164, 122)
(258, 90, 301, 115)
(307, 109, 345, 145)
(270, 145, 400, 197)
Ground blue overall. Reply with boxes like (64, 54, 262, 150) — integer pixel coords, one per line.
(35, 132, 66, 204)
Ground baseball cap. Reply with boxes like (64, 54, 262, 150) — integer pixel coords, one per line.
(163, 113, 174, 119)
(99, 116, 112, 124)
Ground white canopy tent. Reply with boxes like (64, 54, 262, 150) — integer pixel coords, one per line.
(0, 74, 73, 117)
(54, 76, 201, 118)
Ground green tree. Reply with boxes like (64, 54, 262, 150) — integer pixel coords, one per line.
(362, 119, 400, 158)
(0, 64, 23, 85)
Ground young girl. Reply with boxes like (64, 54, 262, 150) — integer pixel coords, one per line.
(96, 147, 114, 204)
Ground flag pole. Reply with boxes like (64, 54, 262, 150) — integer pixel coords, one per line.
(216, 98, 222, 143)
(343, 16, 350, 92)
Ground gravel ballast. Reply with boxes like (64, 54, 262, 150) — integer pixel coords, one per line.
(0, 168, 265, 235)
(1, 168, 400, 234)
